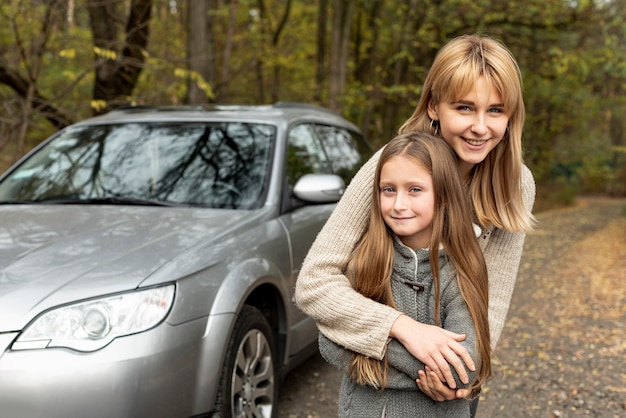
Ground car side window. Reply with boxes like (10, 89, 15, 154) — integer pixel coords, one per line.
(314, 124, 363, 185)
(286, 123, 331, 189)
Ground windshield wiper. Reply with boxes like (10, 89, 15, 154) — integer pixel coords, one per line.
(1, 196, 184, 207)
(63, 196, 185, 207)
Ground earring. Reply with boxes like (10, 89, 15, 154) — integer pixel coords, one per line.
(429, 119, 439, 136)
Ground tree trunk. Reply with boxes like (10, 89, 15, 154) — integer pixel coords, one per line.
(328, 0, 355, 112)
(270, 0, 293, 102)
(314, 0, 328, 103)
(186, 0, 214, 104)
(219, 0, 237, 101)
(88, 0, 152, 114)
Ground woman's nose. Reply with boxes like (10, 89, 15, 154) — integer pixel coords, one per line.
(471, 115, 488, 136)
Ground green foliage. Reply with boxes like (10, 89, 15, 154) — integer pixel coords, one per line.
(0, 0, 624, 203)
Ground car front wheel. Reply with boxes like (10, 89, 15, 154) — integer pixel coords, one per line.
(215, 305, 278, 418)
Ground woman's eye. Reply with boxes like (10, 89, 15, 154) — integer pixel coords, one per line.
(410, 187, 422, 193)
(381, 186, 394, 193)
(457, 105, 471, 111)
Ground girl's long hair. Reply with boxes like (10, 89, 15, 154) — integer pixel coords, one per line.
(348, 132, 491, 397)
(399, 33, 536, 232)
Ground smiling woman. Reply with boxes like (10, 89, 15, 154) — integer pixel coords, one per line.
(427, 76, 509, 180)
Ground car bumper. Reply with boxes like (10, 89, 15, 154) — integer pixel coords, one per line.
(0, 313, 234, 418)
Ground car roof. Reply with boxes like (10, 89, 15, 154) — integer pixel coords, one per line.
(73, 102, 361, 132)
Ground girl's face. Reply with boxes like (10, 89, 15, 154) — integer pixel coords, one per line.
(428, 76, 510, 180)
(379, 155, 434, 249)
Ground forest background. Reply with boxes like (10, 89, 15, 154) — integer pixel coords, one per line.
(1, 0, 625, 208)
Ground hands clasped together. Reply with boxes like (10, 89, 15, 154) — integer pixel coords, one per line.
(391, 314, 474, 401)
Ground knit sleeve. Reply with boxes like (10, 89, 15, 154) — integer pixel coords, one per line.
(319, 332, 423, 390)
(385, 265, 477, 390)
(439, 264, 477, 389)
(484, 164, 536, 349)
(318, 332, 351, 372)
(295, 148, 402, 360)
(385, 339, 425, 385)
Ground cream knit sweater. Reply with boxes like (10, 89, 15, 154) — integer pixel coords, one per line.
(295, 148, 536, 360)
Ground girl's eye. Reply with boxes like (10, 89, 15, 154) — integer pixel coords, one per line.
(410, 187, 422, 193)
(457, 105, 471, 111)
(489, 107, 504, 113)
(381, 186, 394, 193)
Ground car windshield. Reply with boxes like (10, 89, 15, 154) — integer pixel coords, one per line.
(0, 122, 275, 209)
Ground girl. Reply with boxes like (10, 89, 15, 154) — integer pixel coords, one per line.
(295, 33, 536, 407)
(318, 132, 491, 417)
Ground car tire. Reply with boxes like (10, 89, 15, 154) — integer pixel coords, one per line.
(214, 305, 278, 418)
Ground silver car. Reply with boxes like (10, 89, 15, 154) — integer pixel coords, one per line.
(0, 103, 364, 418)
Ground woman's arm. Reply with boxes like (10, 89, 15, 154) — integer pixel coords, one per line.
(482, 165, 536, 349)
(295, 149, 401, 360)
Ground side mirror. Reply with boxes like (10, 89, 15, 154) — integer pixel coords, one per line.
(293, 174, 345, 203)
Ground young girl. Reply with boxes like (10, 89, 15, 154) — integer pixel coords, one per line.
(319, 132, 491, 417)
(295, 33, 536, 408)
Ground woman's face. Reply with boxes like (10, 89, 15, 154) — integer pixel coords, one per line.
(428, 76, 510, 180)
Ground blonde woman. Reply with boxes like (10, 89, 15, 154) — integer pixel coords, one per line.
(295, 34, 536, 414)
(319, 132, 491, 417)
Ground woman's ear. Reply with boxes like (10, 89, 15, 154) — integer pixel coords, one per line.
(427, 101, 438, 121)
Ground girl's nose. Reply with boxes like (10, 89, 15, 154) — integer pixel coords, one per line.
(394, 192, 408, 210)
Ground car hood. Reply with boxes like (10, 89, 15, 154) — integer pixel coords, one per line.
(0, 205, 253, 331)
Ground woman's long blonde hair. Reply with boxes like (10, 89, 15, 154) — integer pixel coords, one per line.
(348, 132, 491, 397)
(399, 33, 535, 232)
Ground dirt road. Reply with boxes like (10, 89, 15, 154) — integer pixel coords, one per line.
(277, 196, 626, 418)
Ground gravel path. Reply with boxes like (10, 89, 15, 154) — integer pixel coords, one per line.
(477, 197, 626, 417)
(278, 196, 626, 418)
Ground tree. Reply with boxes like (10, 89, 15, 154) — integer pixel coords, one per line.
(328, 0, 355, 112)
(0, 0, 70, 161)
(186, 0, 214, 104)
(87, 0, 152, 114)
(0, 0, 623, 198)
(314, 0, 328, 103)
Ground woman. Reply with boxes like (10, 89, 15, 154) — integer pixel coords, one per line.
(295, 33, 536, 409)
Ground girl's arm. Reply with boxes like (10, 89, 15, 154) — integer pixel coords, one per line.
(318, 332, 427, 391)
(482, 165, 536, 349)
(317, 269, 479, 392)
(386, 266, 478, 390)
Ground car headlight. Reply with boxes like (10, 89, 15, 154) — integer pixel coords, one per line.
(12, 285, 175, 352)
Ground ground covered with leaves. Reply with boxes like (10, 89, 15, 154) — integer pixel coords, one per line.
(478, 197, 626, 417)
(278, 196, 626, 418)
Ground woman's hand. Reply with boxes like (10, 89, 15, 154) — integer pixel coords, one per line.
(417, 366, 471, 401)
(390, 314, 475, 388)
